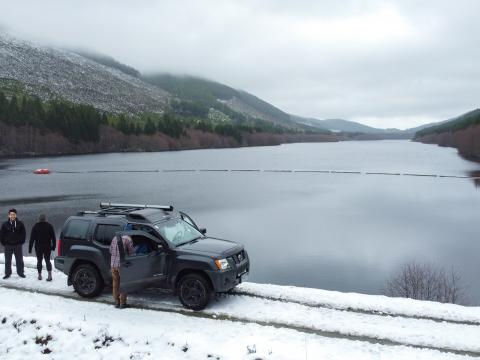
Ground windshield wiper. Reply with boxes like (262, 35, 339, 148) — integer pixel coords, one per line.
(177, 237, 202, 247)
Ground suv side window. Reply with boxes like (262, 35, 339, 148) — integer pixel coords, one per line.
(63, 219, 90, 240)
(94, 224, 122, 246)
(132, 225, 167, 245)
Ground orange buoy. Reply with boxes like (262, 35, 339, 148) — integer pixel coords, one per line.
(33, 168, 51, 175)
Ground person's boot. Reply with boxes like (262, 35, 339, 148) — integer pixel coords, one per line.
(46, 271, 52, 282)
(38, 272, 42, 280)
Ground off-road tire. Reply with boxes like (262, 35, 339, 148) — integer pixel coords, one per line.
(178, 273, 212, 310)
(72, 263, 104, 298)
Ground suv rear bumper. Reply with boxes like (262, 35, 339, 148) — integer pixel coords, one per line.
(54, 256, 66, 272)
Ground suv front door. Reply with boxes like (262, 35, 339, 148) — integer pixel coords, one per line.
(117, 230, 168, 293)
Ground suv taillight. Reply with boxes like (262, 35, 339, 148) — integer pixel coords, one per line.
(57, 239, 61, 256)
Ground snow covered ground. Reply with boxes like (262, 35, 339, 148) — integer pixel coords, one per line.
(0, 257, 479, 359)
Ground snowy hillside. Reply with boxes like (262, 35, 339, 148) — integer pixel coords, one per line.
(0, 257, 479, 359)
(0, 33, 170, 114)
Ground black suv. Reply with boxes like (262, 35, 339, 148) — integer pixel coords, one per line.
(54, 202, 250, 310)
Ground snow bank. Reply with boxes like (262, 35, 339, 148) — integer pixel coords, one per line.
(1, 257, 479, 358)
(0, 287, 470, 360)
(235, 282, 480, 324)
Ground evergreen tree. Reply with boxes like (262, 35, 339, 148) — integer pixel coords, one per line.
(32, 96, 45, 128)
(18, 96, 28, 126)
(7, 95, 19, 126)
(20, 96, 38, 127)
(144, 118, 156, 135)
(101, 113, 108, 125)
(0, 91, 7, 123)
(129, 122, 136, 135)
(117, 115, 129, 134)
(135, 123, 142, 135)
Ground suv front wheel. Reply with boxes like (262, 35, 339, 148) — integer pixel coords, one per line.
(72, 263, 104, 298)
(178, 273, 212, 310)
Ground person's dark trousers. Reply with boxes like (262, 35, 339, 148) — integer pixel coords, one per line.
(35, 248, 52, 273)
(4, 244, 25, 276)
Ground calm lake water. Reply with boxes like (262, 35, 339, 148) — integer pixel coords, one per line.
(1, 140, 480, 303)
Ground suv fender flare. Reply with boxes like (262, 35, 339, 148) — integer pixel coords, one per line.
(67, 246, 110, 284)
(170, 256, 215, 290)
(173, 268, 214, 294)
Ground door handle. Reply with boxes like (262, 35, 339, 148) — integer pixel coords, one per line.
(124, 261, 132, 267)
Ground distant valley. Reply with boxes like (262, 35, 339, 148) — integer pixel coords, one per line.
(0, 32, 477, 158)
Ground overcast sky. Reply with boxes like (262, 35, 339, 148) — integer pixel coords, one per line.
(1, 0, 479, 129)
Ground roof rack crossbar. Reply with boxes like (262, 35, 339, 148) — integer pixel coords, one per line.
(98, 207, 140, 215)
(77, 210, 100, 216)
(100, 202, 173, 211)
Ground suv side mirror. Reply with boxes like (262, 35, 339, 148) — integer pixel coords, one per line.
(199, 228, 207, 235)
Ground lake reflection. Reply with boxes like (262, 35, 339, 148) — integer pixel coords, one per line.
(1, 140, 480, 303)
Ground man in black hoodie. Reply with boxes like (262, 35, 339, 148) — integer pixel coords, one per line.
(29, 213, 56, 281)
(0, 208, 26, 279)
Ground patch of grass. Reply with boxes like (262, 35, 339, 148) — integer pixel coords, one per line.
(206, 354, 220, 359)
(12, 319, 27, 333)
(93, 332, 119, 349)
(35, 334, 53, 346)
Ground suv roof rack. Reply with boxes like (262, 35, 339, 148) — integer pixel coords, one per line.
(100, 202, 173, 211)
(77, 203, 174, 217)
(99, 202, 173, 214)
(76, 210, 100, 216)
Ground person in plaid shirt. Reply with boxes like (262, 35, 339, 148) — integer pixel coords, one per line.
(110, 233, 134, 308)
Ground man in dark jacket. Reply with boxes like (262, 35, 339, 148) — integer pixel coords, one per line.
(29, 213, 56, 281)
(0, 208, 26, 279)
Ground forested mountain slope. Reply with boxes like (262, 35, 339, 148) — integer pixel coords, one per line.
(0, 33, 169, 115)
(414, 109, 480, 161)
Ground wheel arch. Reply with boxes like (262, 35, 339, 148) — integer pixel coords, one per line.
(174, 269, 213, 293)
(66, 246, 110, 285)
(68, 260, 105, 288)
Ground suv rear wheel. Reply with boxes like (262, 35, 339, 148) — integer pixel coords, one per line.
(178, 273, 212, 310)
(72, 263, 103, 298)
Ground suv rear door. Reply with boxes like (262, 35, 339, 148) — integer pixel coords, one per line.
(92, 222, 123, 260)
(118, 230, 168, 293)
(60, 218, 91, 255)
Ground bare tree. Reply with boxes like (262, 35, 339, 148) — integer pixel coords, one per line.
(384, 261, 468, 305)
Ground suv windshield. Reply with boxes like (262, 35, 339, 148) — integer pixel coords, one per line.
(154, 219, 204, 246)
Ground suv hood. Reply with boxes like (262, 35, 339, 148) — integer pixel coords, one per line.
(177, 237, 241, 257)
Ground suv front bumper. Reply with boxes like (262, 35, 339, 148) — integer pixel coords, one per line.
(206, 259, 249, 292)
(206, 269, 247, 292)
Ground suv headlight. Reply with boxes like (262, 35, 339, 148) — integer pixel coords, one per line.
(214, 258, 230, 270)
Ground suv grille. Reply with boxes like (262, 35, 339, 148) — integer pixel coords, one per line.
(230, 250, 246, 264)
